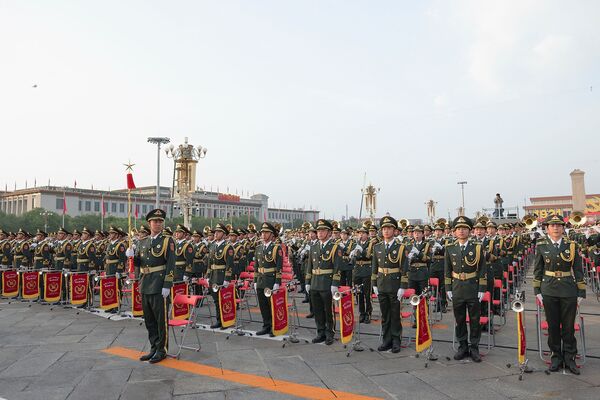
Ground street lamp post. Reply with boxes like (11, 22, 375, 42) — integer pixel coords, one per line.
(147, 137, 171, 210)
(40, 210, 53, 232)
(165, 137, 208, 229)
(457, 181, 467, 216)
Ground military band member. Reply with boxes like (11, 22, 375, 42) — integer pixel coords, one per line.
(70, 230, 82, 270)
(484, 221, 502, 311)
(229, 229, 246, 280)
(32, 229, 52, 270)
(305, 219, 343, 345)
(253, 222, 283, 336)
(53, 228, 73, 271)
(407, 225, 431, 300)
(339, 227, 356, 287)
(0, 229, 13, 267)
(76, 228, 97, 272)
(353, 222, 373, 323)
(173, 224, 194, 282)
(128, 208, 175, 364)
(445, 216, 486, 362)
(532, 214, 585, 375)
(302, 225, 318, 313)
(430, 224, 447, 313)
(12, 228, 32, 268)
(191, 230, 209, 279)
(206, 223, 235, 329)
(372, 216, 408, 353)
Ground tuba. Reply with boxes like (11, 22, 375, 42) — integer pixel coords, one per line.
(399, 219, 409, 229)
(522, 214, 538, 231)
(435, 218, 447, 229)
(569, 211, 587, 227)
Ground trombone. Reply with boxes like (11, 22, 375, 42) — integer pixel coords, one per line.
(409, 286, 431, 306)
(264, 280, 296, 297)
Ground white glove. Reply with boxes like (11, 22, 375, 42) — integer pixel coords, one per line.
(373, 286, 379, 296)
(536, 293, 543, 304)
(183, 275, 189, 282)
(272, 283, 280, 291)
(30, 242, 38, 249)
(115, 272, 120, 279)
(354, 244, 364, 253)
(397, 288, 405, 301)
(223, 280, 230, 288)
(447, 291, 453, 301)
(205, 278, 210, 286)
(253, 282, 257, 291)
(305, 284, 310, 293)
(161, 288, 170, 298)
(125, 248, 134, 257)
(577, 297, 584, 306)
(478, 292, 484, 302)
(331, 285, 338, 296)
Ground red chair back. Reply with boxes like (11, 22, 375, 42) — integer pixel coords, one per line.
(173, 294, 202, 307)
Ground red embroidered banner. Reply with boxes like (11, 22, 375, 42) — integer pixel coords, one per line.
(171, 282, 189, 320)
(132, 280, 143, 317)
(219, 284, 236, 328)
(517, 311, 526, 364)
(22, 271, 40, 300)
(339, 292, 355, 344)
(270, 288, 288, 336)
(70, 273, 88, 305)
(100, 276, 119, 310)
(1, 270, 19, 298)
(43, 271, 62, 303)
(415, 296, 432, 353)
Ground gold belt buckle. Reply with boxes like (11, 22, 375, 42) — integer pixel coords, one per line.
(555, 271, 563, 277)
(459, 272, 466, 280)
(142, 267, 149, 274)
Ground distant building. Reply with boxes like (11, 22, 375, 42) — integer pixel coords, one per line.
(524, 194, 600, 220)
(0, 185, 319, 224)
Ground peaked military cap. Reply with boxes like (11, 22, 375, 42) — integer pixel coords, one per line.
(452, 216, 473, 230)
(424, 224, 433, 231)
(192, 229, 203, 237)
(17, 228, 27, 235)
(36, 229, 47, 237)
(108, 226, 120, 234)
(0, 229, 8, 236)
(473, 221, 486, 229)
(214, 223, 229, 234)
(175, 224, 190, 234)
(139, 225, 151, 235)
(369, 224, 379, 232)
(162, 227, 173, 236)
(81, 227, 93, 236)
(229, 228, 239, 236)
(261, 222, 277, 235)
(413, 224, 424, 232)
(380, 216, 398, 229)
(72, 229, 81, 236)
(57, 227, 70, 235)
(316, 219, 333, 230)
(545, 214, 566, 226)
(433, 224, 444, 231)
(486, 221, 498, 229)
(146, 208, 166, 222)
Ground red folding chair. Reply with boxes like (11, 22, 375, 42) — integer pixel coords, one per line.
(168, 294, 202, 359)
(492, 279, 506, 327)
(428, 278, 442, 322)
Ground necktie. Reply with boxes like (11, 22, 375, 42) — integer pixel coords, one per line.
(554, 242, 559, 249)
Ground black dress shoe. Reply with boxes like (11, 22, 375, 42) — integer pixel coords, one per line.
(305, 313, 314, 318)
(453, 347, 469, 360)
(139, 351, 155, 361)
(210, 322, 222, 329)
(470, 347, 481, 363)
(549, 357, 563, 372)
(412, 323, 417, 329)
(377, 342, 392, 352)
(391, 340, 401, 353)
(325, 337, 334, 345)
(269, 332, 275, 337)
(149, 353, 166, 364)
(256, 327, 272, 336)
(302, 299, 310, 303)
(565, 359, 580, 375)
(364, 315, 371, 324)
(441, 305, 447, 313)
(312, 336, 326, 344)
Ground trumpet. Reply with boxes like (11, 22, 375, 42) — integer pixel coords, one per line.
(333, 284, 363, 301)
(409, 286, 431, 306)
(399, 219, 409, 229)
(511, 289, 525, 312)
(264, 281, 297, 297)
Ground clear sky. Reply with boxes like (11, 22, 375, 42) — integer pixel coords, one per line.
(1, 1, 599, 220)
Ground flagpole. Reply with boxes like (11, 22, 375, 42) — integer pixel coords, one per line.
(101, 193, 104, 231)
(125, 161, 136, 273)
(62, 190, 66, 228)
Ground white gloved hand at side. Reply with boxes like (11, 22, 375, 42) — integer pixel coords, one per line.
(126, 248, 135, 257)
(223, 280, 230, 288)
(447, 291, 453, 301)
(305, 284, 311, 293)
(478, 292, 484, 302)
(272, 283, 280, 291)
(397, 288, 405, 301)
(162, 288, 170, 298)
(373, 286, 379, 296)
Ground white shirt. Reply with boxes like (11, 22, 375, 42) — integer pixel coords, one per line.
(550, 238, 562, 247)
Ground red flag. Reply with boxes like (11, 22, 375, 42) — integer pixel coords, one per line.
(339, 292, 355, 344)
(271, 287, 289, 336)
(134, 204, 139, 219)
(415, 296, 432, 352)
(517, 311, 526, 364)
(126, 173, 136, 190)
(63, 195, 67, 215)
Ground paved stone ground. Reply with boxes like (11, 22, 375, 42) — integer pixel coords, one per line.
(1, 274, 600, 400)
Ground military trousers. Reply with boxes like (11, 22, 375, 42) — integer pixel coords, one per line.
(141, 293, 168, 356)
(429, 269, 447, 309)
(378, 291, 401, 345)
(543, 295, 578, 361)
(211, 290, 221, 324)
(353, 275, 372, 317)
(310, 289, 334, 339)
(256, 287, 272, 330)
(339, 269, 352, 287)
(453, 297, 481, 348)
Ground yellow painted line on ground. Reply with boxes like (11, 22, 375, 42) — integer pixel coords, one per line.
(102, 346, 383, 400)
